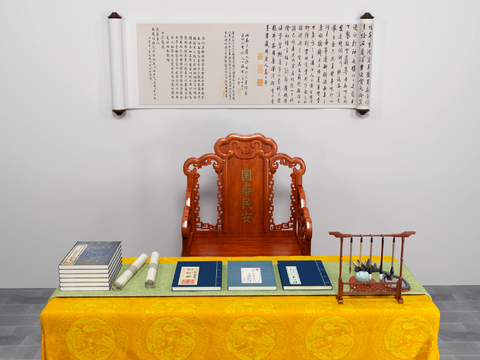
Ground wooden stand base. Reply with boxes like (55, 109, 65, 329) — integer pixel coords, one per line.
(335, 276, 409, 304)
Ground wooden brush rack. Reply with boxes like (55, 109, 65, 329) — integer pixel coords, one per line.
(329, 231, 416, 304)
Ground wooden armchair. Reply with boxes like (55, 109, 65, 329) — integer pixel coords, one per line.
(181, 133, 312, 256)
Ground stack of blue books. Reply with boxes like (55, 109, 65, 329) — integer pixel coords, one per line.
(58, 241, 122, 291)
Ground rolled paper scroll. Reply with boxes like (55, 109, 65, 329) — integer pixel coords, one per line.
(112, 253, 148, 291)
(145, 251, 160, 288)
(108, 12, 127, 115)
(356, 12, 375, 115)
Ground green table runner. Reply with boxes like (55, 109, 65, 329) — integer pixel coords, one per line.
(50, 261, 429, 299)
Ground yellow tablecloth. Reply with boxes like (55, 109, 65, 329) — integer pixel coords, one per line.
(41, 256, 440, 360)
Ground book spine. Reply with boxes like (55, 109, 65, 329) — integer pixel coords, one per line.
(315, 261, 332, 287)
(314, 261, 322, 277)
(215, 261, 222, 288)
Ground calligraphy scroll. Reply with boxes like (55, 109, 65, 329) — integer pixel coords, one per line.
(108, 13, 374, 115)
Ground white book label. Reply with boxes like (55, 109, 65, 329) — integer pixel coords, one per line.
(241, 268, 262, 283)
(178, 267, 199, 285)
(286, 266, 302, 285)
(61, 244, 88, 265)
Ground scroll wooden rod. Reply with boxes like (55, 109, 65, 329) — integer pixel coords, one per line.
(329, 231, 416, 238)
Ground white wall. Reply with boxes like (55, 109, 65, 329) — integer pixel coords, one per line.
(1, 0, 479, 287)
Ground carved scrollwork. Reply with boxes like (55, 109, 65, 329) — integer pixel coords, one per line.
(267, 158, 308, 231)
(268, 169, 275, 229)
(192, 173, 202, 229)
(268, 168, 295, 231)
(270, 154, 305, 176)
(184, 154, 223, 175)
(214, 134, 278, 160)
(216, 176, 223, 230)
(346, 281, 397, 294)
(186, 155, 224, 232)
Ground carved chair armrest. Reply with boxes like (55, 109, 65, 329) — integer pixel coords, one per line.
(297, 185, 312, 240)
(298, 184, 307, 209)
(300, 206, 313, 240)
(182, 187, 193, 238)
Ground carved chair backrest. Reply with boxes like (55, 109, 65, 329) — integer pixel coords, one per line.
(184, 134, 306, 236)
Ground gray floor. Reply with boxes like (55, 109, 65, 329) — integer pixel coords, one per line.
(0, 286, 479, 359)
(0, 289, 54, 360)
(425, 285, 480, 359)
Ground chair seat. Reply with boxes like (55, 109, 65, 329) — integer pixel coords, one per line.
(189, 233, 304, 257)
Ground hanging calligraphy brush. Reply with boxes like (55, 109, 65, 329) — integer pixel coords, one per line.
(379, 236, 385, 280)
(349, 237, 353, 274)
(389, 237, 395, 280)
(368, 236, 373, 280)
(381, 236, 410, 291)
(359, 236, 363, 271)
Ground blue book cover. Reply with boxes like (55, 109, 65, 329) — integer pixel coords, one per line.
(59, 241, 121, 269)
(227, 261, 277, 290)
(172, 261, 222, 291)
(277, 260, 332, 290)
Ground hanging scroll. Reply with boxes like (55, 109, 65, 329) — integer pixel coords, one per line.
(108, 13, 374, 115)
